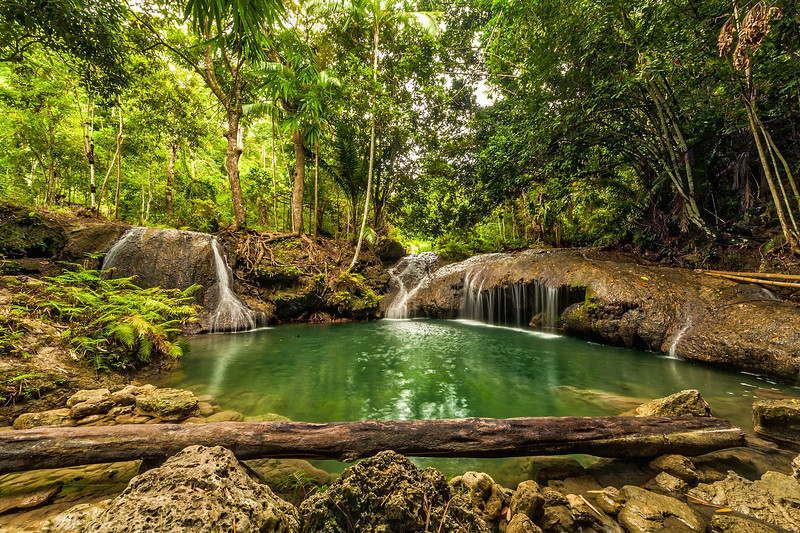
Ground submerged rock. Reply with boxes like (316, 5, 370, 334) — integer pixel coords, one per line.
(629, 389, 712, 417)
(299, 450, 489, 533)
(648, 455, 700, 485)
(83, 445, 297, 533)
(709, 514, 779, 533)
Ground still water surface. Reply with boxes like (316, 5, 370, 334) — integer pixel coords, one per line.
(173, 319, 799, 483)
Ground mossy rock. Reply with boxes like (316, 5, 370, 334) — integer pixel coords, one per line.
(299, 450, 489, 533)
(134, 388, 198, 421)
(0, 204, 66, 258)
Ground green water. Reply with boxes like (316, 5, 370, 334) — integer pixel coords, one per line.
(172, 319, 799, 484)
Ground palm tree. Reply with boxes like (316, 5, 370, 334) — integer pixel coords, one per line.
(257, 31, 339, 236)
(347, 0, 439, 268)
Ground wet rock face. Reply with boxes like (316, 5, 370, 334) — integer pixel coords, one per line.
(398, 249, 800, 380)
(57, 223, 130, 267)
(83, 445, 298, 533)
(299, 450, 489, 533)
(101, 227, 218, 311)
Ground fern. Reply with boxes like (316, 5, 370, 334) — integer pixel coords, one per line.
(11, 264, 198, 371)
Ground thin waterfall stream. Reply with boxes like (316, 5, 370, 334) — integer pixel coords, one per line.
(103, 227, 262, 332)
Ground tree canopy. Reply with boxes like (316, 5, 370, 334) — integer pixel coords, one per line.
(0, 0, 798, 262)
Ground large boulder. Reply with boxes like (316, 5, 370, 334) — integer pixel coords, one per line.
(617, 485, 703, 532)
(753, 399, 800, 446)
(396, 249, 800, 381)
(13, 408, 76, 430)
(629, 389, 712, 417)
(134, 388, 198, 421)
(83, 445, 297, 533)
(299, 450, 489, 533)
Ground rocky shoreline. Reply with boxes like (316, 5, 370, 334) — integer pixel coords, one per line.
(3, 386, 800, 532)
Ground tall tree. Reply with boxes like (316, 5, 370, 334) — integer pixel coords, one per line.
(138, 0, 285, 229)
(346, 0, 439, 268)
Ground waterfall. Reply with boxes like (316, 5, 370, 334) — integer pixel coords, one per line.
(385, 252, 439, 319)
(208, 238, 259, 332)
(461, 266, 560, 329)
(102, 227, 262, 332)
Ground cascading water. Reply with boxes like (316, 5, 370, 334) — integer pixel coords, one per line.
(208, 238, 258, 332)
(384, 252, 439, 319)
(460, 263, 560, 329)
(102, 227, 262, 332)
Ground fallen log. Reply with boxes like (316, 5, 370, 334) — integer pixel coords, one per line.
(0, 416, 744, 474)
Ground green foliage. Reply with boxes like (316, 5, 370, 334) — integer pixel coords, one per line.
(0, 369, 67, 406)
(12, 265, 197, 371)
(327, 271, 383, 314)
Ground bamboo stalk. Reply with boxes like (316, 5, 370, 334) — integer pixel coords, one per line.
(698, 270, 800, 282)
(700, 271, 800, 289)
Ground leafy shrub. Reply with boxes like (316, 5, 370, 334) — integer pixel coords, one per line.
(11, 265, 198, 371)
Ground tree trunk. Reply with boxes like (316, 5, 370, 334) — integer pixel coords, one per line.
(0, 416, 743, 474)
(114, 96, 124, 221)
(314, 140, 319, 237)
(350, 21, 381, 270)
(166, 142, 178, 215)
(291, 128, 305, 235)
(84, 98, 96, 210)
(271, 114, 279, 231)
(224, 109, 246, 230)
(45, 107, 56, 205)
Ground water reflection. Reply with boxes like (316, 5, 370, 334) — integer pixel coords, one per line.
(179, 319, 800, 432)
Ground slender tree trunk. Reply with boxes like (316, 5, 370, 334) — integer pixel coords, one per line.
(84, 98, 96, 209)
(291, 128, 306, 235)
(271, 115, 279, 231)
(114, 96, 123, 221)
(314, 140, 319, 237)
(350, 22, 380, 269)
(744, 102, 799, 251)
(45, 107, 56, 205)
(224, 108, 246, 229)
(166, 142, 178, 215)
(146, 157, 152, 222)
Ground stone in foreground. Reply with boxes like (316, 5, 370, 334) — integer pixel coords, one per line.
(630, 389, 712, 417)
(299, 450, 489, 533)
(82, 445, 297, 533)
(753, 399, 800, 446)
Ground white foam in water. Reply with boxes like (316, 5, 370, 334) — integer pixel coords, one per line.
(385, 252, 439, 319)
(209, 238, 259, 332)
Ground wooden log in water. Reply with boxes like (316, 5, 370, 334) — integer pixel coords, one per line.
(0, 416, 745, 474)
